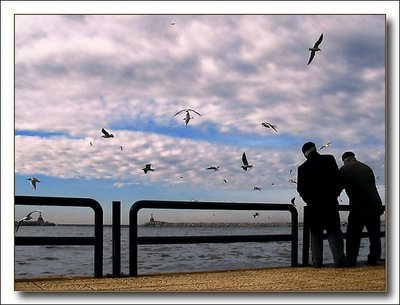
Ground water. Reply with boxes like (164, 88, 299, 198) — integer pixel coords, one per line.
(14, 225, 386, 279)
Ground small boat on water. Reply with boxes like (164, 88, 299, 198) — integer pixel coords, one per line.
(15, 212, 56, 228)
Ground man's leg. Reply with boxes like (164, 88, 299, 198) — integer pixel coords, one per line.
(365, 214, 382, 264)
(311, 232, 323, 267)
(346, 214, 363, 267)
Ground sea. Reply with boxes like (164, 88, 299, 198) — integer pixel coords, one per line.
(14, 224, 386, 279)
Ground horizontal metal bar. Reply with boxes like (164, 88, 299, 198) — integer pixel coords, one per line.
(135, 234, 294, 245)
(15, 236, 96, 246)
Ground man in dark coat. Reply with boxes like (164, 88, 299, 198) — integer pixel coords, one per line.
(340, 151, 384, 266)
(297, 141, 347, 268)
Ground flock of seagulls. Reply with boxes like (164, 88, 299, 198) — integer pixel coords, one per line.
(23, 32, 330, 221)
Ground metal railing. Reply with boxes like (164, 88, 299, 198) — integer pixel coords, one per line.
(15, 195, 104, 278)
(302, 204, 386, 266)
(129, 200, 298, 276)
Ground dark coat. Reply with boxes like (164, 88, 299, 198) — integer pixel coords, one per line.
(297, 151, 342, 232)
(340, 159, 383, 217)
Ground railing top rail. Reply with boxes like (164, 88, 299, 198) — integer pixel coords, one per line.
(130, 200, 298, 214)
(15, 195, 103, 212)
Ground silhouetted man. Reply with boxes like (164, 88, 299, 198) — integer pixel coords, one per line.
(297, 141, 347, 268)
(340, 151, 384, 266)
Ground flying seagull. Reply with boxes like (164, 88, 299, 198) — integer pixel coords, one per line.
(101, 128, 114, 138)
(318, 142, 332, 151)
(241, 152, 253, 171)
(16, 210, 42, 232)
(308, 33, 323, 65)
(173, 108, 202, 126)
(142, 163, 154, 174)
(27, 177, 40, 190)
(253, 186, 261, 191)
(206, 166, 219, 171)
(288, 179, 297, 184)
(223, 179, 228, 183)
(261, 122, 277, 132)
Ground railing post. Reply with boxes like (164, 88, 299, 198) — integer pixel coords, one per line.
(112, 201, 121, 277)
(129, 204, 139, 276)
(302, 206, 310, 266)
(93, 200, 103, 278)
(291, 206, 298, 267)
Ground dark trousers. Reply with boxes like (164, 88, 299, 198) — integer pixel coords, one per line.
(346, 212, 382, 266)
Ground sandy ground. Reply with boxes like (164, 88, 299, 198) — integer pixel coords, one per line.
(15, 265, 386, 292)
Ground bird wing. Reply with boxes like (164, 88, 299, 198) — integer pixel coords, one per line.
(187, 109, 201, 116)
(308, 51, 316, 65)
(173, 109, 187, 117)
(271, 124, 277, 132)
(16, 220, 24, 232)
(242, 152, 249, 165)
(101, 128, 110, 136)
(26, 210, 42, 217)
(314, 33, 323, 48)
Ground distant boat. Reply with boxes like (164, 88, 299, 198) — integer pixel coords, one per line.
(15, 212, 56, 228)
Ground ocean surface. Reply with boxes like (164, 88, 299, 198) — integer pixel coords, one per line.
(14, 225, 386, 279)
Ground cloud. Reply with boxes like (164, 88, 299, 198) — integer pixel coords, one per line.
(14, 14, 386, 194)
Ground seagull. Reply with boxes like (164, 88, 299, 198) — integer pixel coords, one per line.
(142, 163, 154, 174)
(261, 122, 278, 132)
(308, 33, 323, 65)
(206, 166, 219, 171)
(253, 212, 260, 218)
(173, 109, 202, 126)
(288, 179, 297, 184)
(241, 152, 253, 171)
(27, 177, 40, 190)
(253, 186, 261, 191)
(223, 179, 228, 183)
(90, 142, 93, 146)
(318, 142, 332, 151)
(101, 128, 114, 138)
(170, 21, 175, 25)
(120, 146, 123, 151)
(16, 210, 42, 232)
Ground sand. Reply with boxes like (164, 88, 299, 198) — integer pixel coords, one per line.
(14, 265, 386, 292)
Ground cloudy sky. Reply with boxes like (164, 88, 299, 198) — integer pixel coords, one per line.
(11, 13, 389, 225)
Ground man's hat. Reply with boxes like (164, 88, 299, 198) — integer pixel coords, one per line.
(342, 151, 355, 161)
(301, 141, 316, 153)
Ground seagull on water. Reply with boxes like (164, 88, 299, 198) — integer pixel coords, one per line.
(27, 177, 40, 190)
(206, 166, 219, 171)
(261, 122, 277, 132)
(173, 108, 202, 126)
(308, 33, 323, 65)
(318, 142, 332, 151)
(101, 128, 114, 138)
(253, 212, 260, 218)
(241, 152, 253, 171)
(142, 163, 154, 174)
(16, 210, 42, 232)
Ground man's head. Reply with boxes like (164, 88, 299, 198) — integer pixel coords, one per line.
(301, 141, 317, 158)
(342, 151, 356, 164)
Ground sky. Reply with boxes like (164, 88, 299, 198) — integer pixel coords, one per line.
(11, 13, 388, 226)
(2, 1, 399, 304)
